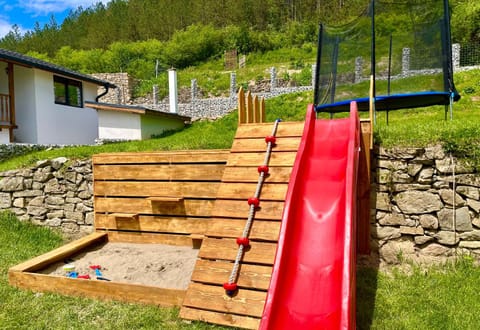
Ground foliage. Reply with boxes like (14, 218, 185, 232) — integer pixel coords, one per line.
(451, 1, 480, 44)
(163, 24, 226, 68)
(0, 0, 372, 56)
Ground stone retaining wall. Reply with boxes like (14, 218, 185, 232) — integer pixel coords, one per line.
(1, 145, 479, 265)
(0, 157, 94, 239)
(373, 145, 480, 265)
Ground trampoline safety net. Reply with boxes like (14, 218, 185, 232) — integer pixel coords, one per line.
(314, 0, 460, 113)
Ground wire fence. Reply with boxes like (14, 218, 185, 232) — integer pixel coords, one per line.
(454, 42, 480, 69)
(459, 43, 480, 67)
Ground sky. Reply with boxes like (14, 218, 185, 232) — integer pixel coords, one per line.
(0, 0, 110, 38)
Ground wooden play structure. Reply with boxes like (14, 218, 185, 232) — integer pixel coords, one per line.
(9, 98, 372, 329)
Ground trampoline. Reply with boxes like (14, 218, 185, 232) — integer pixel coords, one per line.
(313, 0, 460, 116)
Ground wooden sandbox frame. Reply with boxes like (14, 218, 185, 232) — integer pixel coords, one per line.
(9, 149, 230, 306)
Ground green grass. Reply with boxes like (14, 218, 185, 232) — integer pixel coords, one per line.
(357, 258, 480, 329)
(0, 212, 230, 330)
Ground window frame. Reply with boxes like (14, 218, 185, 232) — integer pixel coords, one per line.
(53, 75, 83, 108)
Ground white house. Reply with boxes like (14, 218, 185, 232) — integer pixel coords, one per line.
(0, 48, 115, 144)
(84, 102, 191, 141)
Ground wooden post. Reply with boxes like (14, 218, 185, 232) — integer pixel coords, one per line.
(8, 63, 15, 142)
(357, 119, 372, 255)
(238, 86, 246, 124)
(259, 98, 266, 123)
(253, 95, 260, 123)
(246, 90, 253, 123)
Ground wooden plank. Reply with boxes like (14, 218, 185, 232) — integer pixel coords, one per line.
(206, 218, 280, 241)
(211, 200, 284, 220)
(216, 183, 288, 201)
(180, 307, 260, 329)
(148, 196, 184, 203)
(182, 282, 266, 317)
(234, 122, 304, 139)
(199, 238, 276, 265)
(94, 181, 220, 198)
(95, 215, 209, 234)
(253, 95, 260, 123)
(94, 164, 225, 181)
(94, 198, 214, 217)
(221, 166, 293, 183)
(9, 272, 185, 307)
(8, 232, 107, 273)
(230, 137, 300, 153)
(105, 231, 198, 246)
(111, 213, 138, 219)
(227, 152, 297, 167)
(190, 259, 272, 290)
(92, 150, 230, 165)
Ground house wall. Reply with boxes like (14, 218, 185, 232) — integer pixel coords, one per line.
(98, 110, 141, 140)
(0, 130, 9, 143)
(33, 70, 99, 145)
(140, 115, 185, 139)
(14, 66, 37, 143)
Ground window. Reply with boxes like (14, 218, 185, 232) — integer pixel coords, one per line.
(54, 76, 83, 107)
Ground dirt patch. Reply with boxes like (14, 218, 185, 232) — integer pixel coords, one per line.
(39, 242, 199, 289)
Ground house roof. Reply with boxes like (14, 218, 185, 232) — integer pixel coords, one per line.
(84, 101, 191, 122)
(0, 48, 115, 88)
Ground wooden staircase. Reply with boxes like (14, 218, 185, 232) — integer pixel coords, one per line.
(180, 121, 304, 329)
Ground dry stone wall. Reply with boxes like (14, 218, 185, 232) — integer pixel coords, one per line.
(0, 157, 94, 239)
(373, 145, 480, 265)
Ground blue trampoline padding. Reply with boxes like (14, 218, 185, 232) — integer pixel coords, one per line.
(315, 91, 459, 113)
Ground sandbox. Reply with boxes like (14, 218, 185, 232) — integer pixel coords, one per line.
(39, 241, 198, 289)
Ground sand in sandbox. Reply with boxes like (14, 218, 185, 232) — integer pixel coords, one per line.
(40, 242, 199, 289)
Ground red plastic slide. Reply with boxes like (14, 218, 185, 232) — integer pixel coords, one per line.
(260, 102, 360, 330)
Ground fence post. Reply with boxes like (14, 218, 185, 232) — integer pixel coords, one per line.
(230, 72, 237, 99)
(311, 64, 316, 87)
(191, 79, 197, 102)
(270, 67, 277, 90)
(153, 85, 159, 105)
(355, 57, 363, 83)
(452, 43, 460, 71)
(402, 47, 410, 75)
